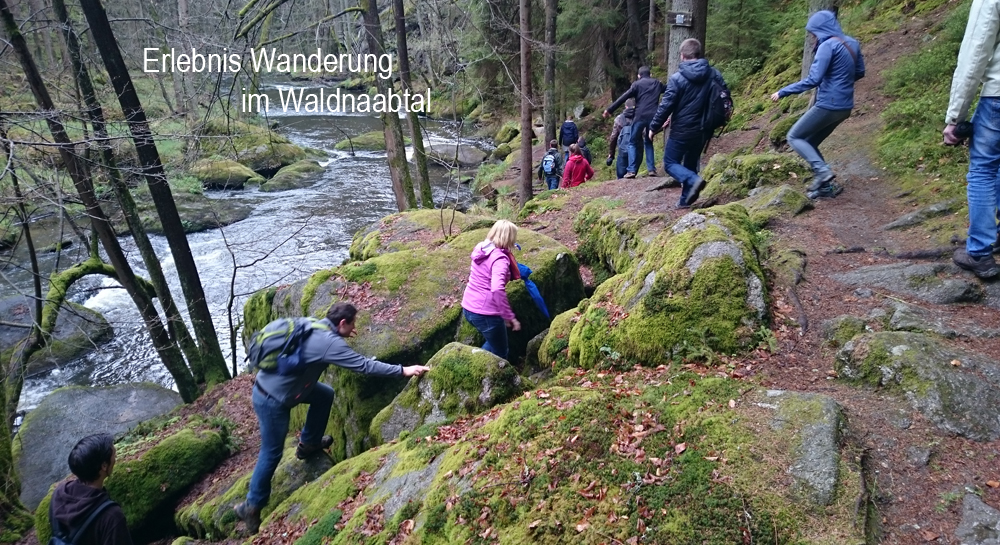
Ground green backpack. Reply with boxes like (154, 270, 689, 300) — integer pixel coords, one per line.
(247, 317, 331, 375)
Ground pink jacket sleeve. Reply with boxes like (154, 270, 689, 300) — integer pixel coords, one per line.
(489, 258, 516, 320)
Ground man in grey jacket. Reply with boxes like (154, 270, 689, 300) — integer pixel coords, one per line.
(943, 0, 1000, 279)
(234, 302, 430, 533)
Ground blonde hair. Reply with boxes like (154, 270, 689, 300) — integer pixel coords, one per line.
(487, 220, 518, 250)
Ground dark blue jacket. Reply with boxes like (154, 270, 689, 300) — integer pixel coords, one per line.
(607, 76, 666, 121)
(778, 10, 865, 110)
(649, 58, 718, 140)
(559, 121, 579, 147)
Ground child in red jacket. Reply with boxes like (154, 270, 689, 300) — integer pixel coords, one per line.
(561, 143, 594, 188)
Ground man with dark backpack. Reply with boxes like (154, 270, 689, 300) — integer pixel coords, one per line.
(607, 99, 636, 179)
(649, 38, 726, 209)
(48, 433, 132, 545)
(537, 139, 563, 190)
(235, 302, 429, 534)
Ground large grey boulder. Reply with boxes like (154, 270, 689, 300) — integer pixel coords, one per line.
(425, 142, 488, 166)
(837, 331, 1000, 441)
(15, 383, 182, 509)
(369, 342, 522, 444)
(0, 296, 113, 376)
(956, 493, 1000, 545)
(832, 262, 981, 305)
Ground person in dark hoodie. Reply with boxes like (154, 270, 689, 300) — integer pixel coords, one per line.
(577, 137, 593, 165)
(49, 433, 133, 545)
(648, 38, 721, 208)
(607, 99, 636, 179)
(559, 115, 579, 162)
(771, 10, 865, 199)
(235, 303, 430, 534)
(603, 66, 666, 178)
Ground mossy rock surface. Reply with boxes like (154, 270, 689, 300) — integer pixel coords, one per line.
(740, 184, 813, 225)
(257, 369, 863, 544)
(494, 121, 519, 144)
(15, 384, 182, 511)
(197, 118, 306, 174)
(820, 315, 867, 349)
(260, 160, 325, 192)
(570, 204, 767, 368)
(348, 209, 493, 262)
(572, 198, 664, 285)
(189, 158, 264, 190)
(175, 437, 332, 539)
(0, 297, 113, 377)
(492, 142, 512, 160)
(768, 112, 804, 148)
(246, 224, 583, 464)
(837, 331, 1000, 441)
(370, 342, 522, 444)
(537, 308, 579, 371)
(333, 131, 410, 152)
(129, 190, 253, 235)
(700, 153, 811, 203)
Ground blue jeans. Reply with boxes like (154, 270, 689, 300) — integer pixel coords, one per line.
(663, 136, 705, 186)
(616, 144, 634, 179)
(463, 309, 508, 360)
(545, 175, 560, 190)
(246, 381, 334, 508)
(966, 97, 1000, 256)
(787, 106, 852, 176)
(629, 118, 656, 174)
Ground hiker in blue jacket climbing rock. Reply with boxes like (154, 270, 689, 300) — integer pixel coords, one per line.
(235, 302, 429, 534)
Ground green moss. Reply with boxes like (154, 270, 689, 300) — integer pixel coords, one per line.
(494, 121, 520, 144)
(742, 185, 813, 226)
(573, 204, 662, 282)
(197, 118, 306, 172)
(300, 269, 337, 316)
(333, 131, 410, 151)
(768, 112, 804, 148)
(295, 510, 343, 545)
(242, 287, 277, 346)
(700, 153, 811, 202)
(261, 160, 325, 192)
(188, 158, 264, 188)
(518, 189, 570, 219)
(537, 308, 579, 371)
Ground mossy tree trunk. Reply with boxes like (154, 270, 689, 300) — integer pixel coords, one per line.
(0, 0, 199, 404)
(79, 0, 230, 387)
(361, 0, 416, 211)
(52, 0, 206, 382)
(543, 0, 556, 145)
(393, 0, 433, 208)
(0, 384, 33, 543)
(518, 0, 533, 208)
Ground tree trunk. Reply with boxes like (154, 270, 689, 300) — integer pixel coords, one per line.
(53, 0, 205, 381)
(176, 0, 195, 115)
(78, 0, 230, 387)
(0, 381, 32, 540)
(667, 0, 707, 76)
(393, 0, 433, 208)
(543, 0, 556, 145)
(518, 0, 533, 208)
(626, 0, 647, 63)
(361, 0, 416, 211)
(647, 0, 656, 54)
(0, 0, 199, 403)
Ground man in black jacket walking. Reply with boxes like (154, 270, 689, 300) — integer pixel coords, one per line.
(649, 39, 720, 208)
(604, 66, 665, 178)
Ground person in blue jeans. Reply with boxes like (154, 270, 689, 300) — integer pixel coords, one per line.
(649, 39, 721, 208)
(537, 140, 563, 191)
(234, 303, 429, 534)
(603, 66, 665, 178)
(943, 0, 1000, 279)
(770, 10, 865, 199)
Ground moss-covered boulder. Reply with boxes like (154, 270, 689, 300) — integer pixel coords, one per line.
(768, 112, 804, 149)
(569, 205, 767, 368)
(740, 184, 812, 225)
(425, 142, 488, 167)
(537, 307, 582, 372)
(492, 142, 512, 160)
(333, 131, 410, 152)
(572, 198, 665, 284)
(837, 331, 1000, 441)
(34, 426, 227, 542)
(494, 121, 519, 144)
(260, 159, 325, 192)
(700, 153, 811, 203)
(189, 158, 264, 190)
(0, 297, 113, 377)
(820, 315, 868, 349)
(370, 343, 522, 444)
(197, 118, 306, 175)
(245, 222, 584, 464)
(174, 437, 333, 539)
(348, 209, 493, 262)
(252, 369, 863, 544)
(15, 384, 182, 510)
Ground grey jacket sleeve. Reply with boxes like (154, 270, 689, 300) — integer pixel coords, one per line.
(321, 334, 403, 376)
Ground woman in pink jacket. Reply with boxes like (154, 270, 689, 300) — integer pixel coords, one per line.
(461, 220, 522, 359)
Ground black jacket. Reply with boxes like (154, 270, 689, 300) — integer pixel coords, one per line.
(50, 480, 133, 545)
(607, 76, 666, 121)
(649, 58, 719, 140)
(559, 121, 579, 147)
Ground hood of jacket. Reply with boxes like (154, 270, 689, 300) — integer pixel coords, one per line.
(806, 10, 844, 42)
(623, 106, 635, 119)
(678, 58, 711, 85)
(51, 480, 111, 531)
(472, 240, 504, 265)
(567, 154, 586, 166)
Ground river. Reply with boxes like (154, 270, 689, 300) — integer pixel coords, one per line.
(14, 82, 477, 412)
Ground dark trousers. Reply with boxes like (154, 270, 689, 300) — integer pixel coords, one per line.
(463, 308, 508, 360)
(663, 135, 705, 187)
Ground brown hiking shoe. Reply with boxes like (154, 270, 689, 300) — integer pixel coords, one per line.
(623, 172, 636, 179)
(234, 501, 261, 534)
(295, 435, 333, 460)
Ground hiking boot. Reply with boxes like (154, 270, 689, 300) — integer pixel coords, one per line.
(645, 169, 659, 177)
(234, 502, 262, 534)
(295, 435, 333, 460)
(808, 170, 836, 192)
(623, 172, 636, 179)
(953, 248, 1000, 279)
(678, 177, 707, 208)
(806, 181, 843, 200)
